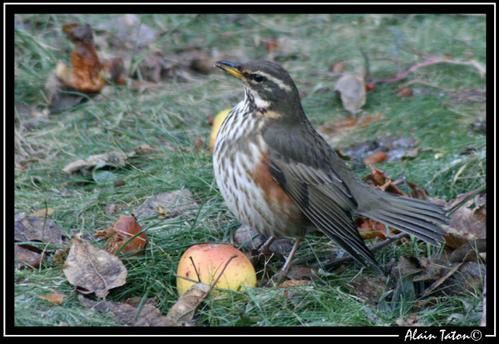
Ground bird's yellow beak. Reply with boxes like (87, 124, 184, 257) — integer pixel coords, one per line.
(215, 60, 244, 80)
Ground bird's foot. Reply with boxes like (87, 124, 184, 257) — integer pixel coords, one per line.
(257, 236, 275, 256)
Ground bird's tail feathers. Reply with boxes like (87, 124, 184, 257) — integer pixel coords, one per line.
(357, 188, 448, 245)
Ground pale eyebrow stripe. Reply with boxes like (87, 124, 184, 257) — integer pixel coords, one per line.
(253, 71, 292, 92)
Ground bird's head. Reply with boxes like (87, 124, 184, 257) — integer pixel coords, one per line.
(216, 59, 303, 119)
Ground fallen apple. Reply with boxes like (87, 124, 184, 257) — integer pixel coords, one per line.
(176, 243, 256, 295)
(209, 108, 231, 150)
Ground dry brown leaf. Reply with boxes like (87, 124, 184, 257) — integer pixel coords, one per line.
(15, 213, 67, 248)
(134, 190, 197, 220)
(38, 292, 65, 305)
(63, 150, 128, 174)
(320, 113, 382, 135)
(165, 283, 211, 326)
(193, 137, 205, 152)
(190, 56, 215, 74)
(104, 203, 124, 215)
(319, 113, 382, 146)
(363, 167, 405, 196)
(365, 82, 376, 92)
(363, 151, 387, 165)
(391, 256, 424, 278)
(420, 263, 463, 298)
(45, 73, 87, 113)
(52, 248, 69, 267)
(101, 57, 127, 85)
(407, 181, 429, 200)
(30, 208, 55, 218)
(79, 295, 172, 326)
(278, 280, 311, 288)
(445, 261, 485, 295)
(348, 275, 387, 304)
(95, 215, 147, 255)
(47, 23, 126, 113)
(134, 144, 154, 155)
(341, 136, 419, 166)
(395, 313, 423, 326)
(63, 234, 127, 298)
(330, 62, 346, 74)
(397, 86, 413, 97)
(357, 218, 392, 240)
(335, 73, 366, 115)
(444, 202, 486, 249)
(263, 38, 280, 54)
(15, 245, 43, 269)
(286, 265, 316, 281)
(136, 52, 170, 83)
(448, 239, 486, 263)
(57, 23, 105, 93)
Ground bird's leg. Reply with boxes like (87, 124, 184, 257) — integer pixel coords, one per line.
(266, 238, 302, 286)
(258, 236, 275, 256)
(281, 238, 302, 275)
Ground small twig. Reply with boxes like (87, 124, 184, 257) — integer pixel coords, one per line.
(316, 232, 409, 270)
(189, 256, 202, 283)
(174, 255, 238, 293)
(207, 255, 238, 294)
(360, 48, 370, 81)
(420, 262, 463, 298)
(374, 56, 485, 85)
(444, 185, 486, 216)
(401, 79, 454, 92)
(174, 274, 202, 285)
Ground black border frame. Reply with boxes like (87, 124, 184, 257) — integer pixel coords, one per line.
(4, 1, 496, 338)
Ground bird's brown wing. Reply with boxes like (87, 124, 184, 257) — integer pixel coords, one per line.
(263, 121, 381, 270)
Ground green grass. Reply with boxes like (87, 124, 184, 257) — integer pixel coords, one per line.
(14, 14, 486, 327)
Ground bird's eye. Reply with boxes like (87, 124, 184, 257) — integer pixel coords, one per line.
(251, 74, 266, 83)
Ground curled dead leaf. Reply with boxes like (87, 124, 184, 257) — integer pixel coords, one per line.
(330, 62, 346, 74)
(363, 167, 405, 196)
(15, 245, 43, 269)
(58, 23, 105, 93)
(134, 190, 197, 220)
(278, 280, 311, 288)
(79, 295, 172, 326)
(96, 215, 147, 255)
(342, 136, 419, 166)
(134, 144, 154, 155)
(357, 217, 392, 240)
(47, 23, 126, 113)
(165, 283, 210, 326)
(15, 213, 66, 246)
(30, 207, 54, 218)
(348, 275, 387, 304)
(363, 151, 387, 165)
(63, 234, 127, 298)
(63, 150, 128, 174)
(443, 197, 486, 249)
(397, 86, 413, 97)
(286, 265, 316, 280)
(395, 313, 423, 326)
(319, 113, 382, 146)
(38, 292, 65, 305)
(335, 73, 366, 115)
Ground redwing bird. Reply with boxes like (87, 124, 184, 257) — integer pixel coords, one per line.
(213, 59, 448, 275)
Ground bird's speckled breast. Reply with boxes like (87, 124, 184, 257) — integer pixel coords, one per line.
(213, 100, 305, 239)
